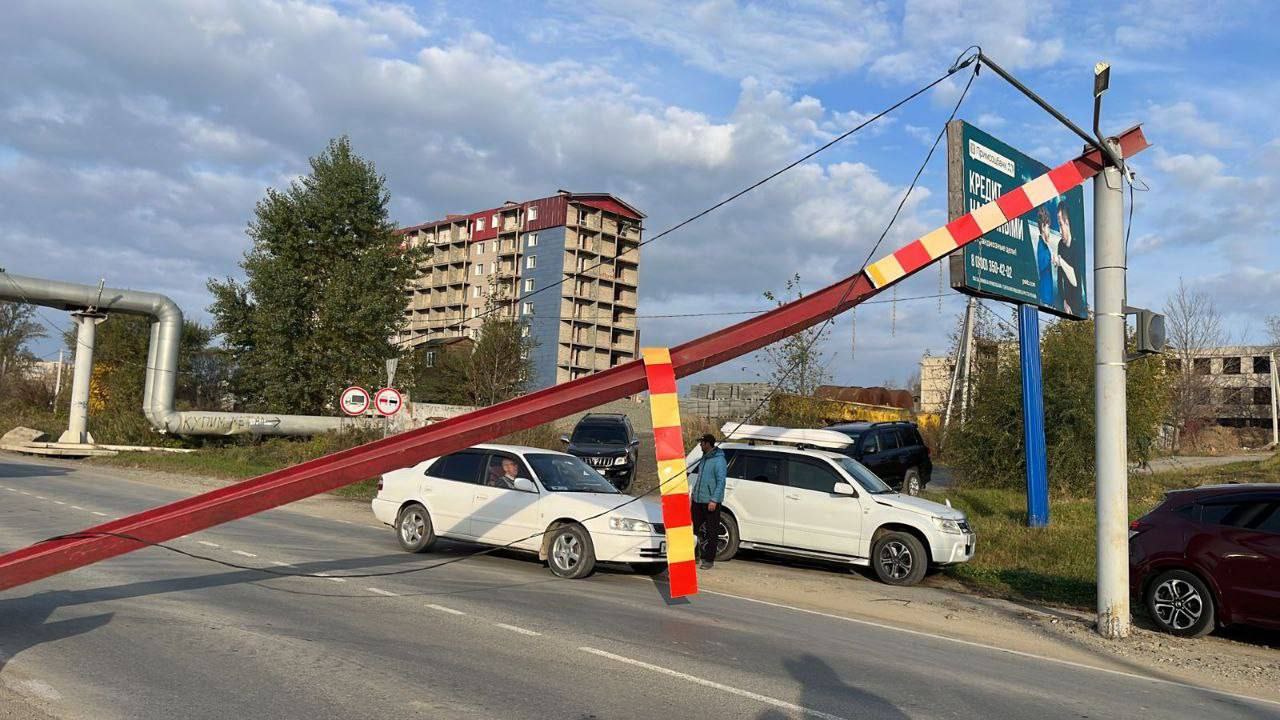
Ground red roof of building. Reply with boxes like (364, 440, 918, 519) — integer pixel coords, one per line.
(394, 191, 644, 236)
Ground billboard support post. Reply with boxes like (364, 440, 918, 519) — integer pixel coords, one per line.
(1018, 304, 1049, 527)
(1094, 137, 1130, 640)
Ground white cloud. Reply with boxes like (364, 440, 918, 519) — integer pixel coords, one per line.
(1147, 101, 1237, 149)
(566, 0, 895, 85)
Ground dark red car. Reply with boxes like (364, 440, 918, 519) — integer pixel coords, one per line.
(1129, 483, 1280, 637)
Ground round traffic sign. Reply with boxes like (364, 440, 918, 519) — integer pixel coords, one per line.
(374, 387, 403, 416)
(340, 386, 370, 416)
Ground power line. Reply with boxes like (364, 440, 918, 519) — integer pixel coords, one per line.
(40, 60, 982, 582)
(398, 62, 976, 347)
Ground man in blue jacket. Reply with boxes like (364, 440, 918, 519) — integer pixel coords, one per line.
(692, 433, 727, 570)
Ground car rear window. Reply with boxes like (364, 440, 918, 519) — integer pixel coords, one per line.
(1199, 500, 1275, 529)
(430, 452, 485, 484)
(879, 429, 903, 450)
(734, 453, 784, 485)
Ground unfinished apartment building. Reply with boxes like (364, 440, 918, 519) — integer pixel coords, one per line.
(1167, 346, 1279, 428)
(395, 191, 644, 390)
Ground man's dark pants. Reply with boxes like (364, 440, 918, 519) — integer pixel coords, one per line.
(691, 501, 721, 566)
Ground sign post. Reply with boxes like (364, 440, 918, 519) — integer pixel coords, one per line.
(948, 120, 1087, 527)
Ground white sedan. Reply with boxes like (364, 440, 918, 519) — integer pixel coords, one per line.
(372, 444, 668, 578)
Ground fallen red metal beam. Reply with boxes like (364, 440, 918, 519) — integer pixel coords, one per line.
(0, 127, 1148, 592)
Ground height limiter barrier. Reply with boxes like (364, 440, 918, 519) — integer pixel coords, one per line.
(0, 127, 1148, 593)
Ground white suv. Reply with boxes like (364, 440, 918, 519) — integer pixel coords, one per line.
(372, 444, 667, 579)
(687, 425, 975, 586)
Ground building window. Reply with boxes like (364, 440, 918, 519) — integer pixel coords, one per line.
(1254, 356, 1271, 374)
(1166, 358, 1182, 373)
(1193, 387, 1211, 405)
(474, 263, 484, 275)
(474, 242, 483, 255)
(521, 324, 530, 337)
(527, 206, 538, 221)
(526, 255, 537, 269)
(1223, 388, 1244, 406)
(524, 279, 534, 293)
(522, 302, 533, 316)
(1254, 386, 1272, 406)
(1223, 357, 1241, 375)
(527, 233, 538, 248)
(1194, 358, 1212, 375)
(424, 350, 436, 368)
(472, 286, 481, 298)
(491, 214, 499, 227)
(476, 218, 485, 232)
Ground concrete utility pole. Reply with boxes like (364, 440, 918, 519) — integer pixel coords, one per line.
(1270, 351, 1278, 447)
(1093, 135, 1129, 639)
(58, 311, 106, 445)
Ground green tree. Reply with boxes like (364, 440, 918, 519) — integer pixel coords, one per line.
(208, 136, 420, 414)
(0, 301, 46, 385)
(949, 317, 1169, 496)
(760, 274, 831, 426)
(408, 278, 537, 407)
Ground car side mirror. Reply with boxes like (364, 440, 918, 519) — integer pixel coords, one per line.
(559, 435, 571, 444)
(513, 477, 537, 493)
(832, 482, 856, 497)
(629, 439, 641, 447)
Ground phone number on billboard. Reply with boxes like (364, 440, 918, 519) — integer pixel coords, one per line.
(970, 254, 1014, 279)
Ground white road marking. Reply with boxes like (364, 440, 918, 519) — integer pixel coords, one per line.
(313, 572, 347, 583)
(426, 603, 466, 616)
(494, 623, 540, 637)
(366, 588, 398, 597)
(268, 560, 292, 567)
(7, 487, 16, 491)
(91, 511, 108, 517)
(70, 505, 83, 510)
(197, 541, 220, 548)
(579, 647, 848, 720)
(53, 500, 66, 505)
(35, 496, 46, 500)
(701, 590, 1280, 709)
(232, 550, 257, 558)
(19, 490, 31, 495)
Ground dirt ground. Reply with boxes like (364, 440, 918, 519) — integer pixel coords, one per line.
(11, 454, 1280, 706)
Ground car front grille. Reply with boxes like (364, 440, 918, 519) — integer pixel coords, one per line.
(584, 456, 615, 468)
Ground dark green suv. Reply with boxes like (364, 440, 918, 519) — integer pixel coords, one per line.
(825, 421, 932, 496)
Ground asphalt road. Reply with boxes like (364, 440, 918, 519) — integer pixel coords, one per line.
(1, 456, 1276, 720)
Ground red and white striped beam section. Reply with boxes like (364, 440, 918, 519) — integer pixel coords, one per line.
(641, 347, 698, 597)
(0, 127, 1147, 593)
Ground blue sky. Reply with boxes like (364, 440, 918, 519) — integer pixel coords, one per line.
(2, 0, 1277, 390)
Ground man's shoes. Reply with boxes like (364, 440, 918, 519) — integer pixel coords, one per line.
(699, 560, 714, 571)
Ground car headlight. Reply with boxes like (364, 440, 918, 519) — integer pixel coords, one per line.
(609, 517, 652, 533)
(933, 517, 964, 534)
(612, 456, 630, 466)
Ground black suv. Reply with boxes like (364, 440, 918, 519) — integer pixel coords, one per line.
(824, 421, 932, 495)
(561, 413, 641, 491)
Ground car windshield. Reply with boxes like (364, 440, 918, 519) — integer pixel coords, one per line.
(527, 453, 620, 493)
(833, 457, 894, 494)
(571, 423, 628, 444)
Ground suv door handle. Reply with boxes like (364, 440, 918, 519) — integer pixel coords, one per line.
(475, 493, 490, 500)
(785, 493, 799, 500)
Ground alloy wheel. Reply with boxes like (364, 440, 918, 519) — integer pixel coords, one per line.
(878, 540, 913, 580)
(552, 533, 581, 571)
(400, 510, 425, 545)
(1152, 578, 1204, 631)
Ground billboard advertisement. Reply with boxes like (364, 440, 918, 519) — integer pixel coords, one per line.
(947, 120, 1088, 320)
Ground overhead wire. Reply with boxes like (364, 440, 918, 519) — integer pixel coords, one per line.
(46, 57, 983, 581)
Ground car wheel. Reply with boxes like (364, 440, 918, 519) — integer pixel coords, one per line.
(1145, 569, 1215, 637)
(902, 467, 922, 496)
(714, 513, 740, 562)
(547, 523, 596, 579)
(629, 562, 666, 576)
(872, 531, 927, 586)
(396, 503, 435, 553)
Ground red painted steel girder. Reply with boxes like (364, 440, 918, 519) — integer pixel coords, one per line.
(0, 127, 1148, 592)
